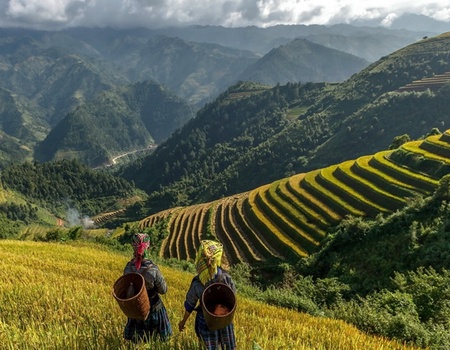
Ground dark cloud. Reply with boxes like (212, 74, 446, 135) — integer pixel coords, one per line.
(0, 0, 448, 30)
(297, 6, 325, 24)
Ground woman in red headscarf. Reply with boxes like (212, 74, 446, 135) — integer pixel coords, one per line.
(122, 233, 172, 343)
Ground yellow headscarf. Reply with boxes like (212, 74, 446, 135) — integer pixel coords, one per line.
(195, 240, 223, 285)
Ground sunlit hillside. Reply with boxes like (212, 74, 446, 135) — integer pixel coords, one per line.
(0, 240, 420, 350)
(139, 130, 450, 265)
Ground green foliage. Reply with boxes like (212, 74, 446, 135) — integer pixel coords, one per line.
(392, 267, 450, 326)
(389, 134, 410, 149)
(0, 159, 145, 220)
(43, 228, 66, 242)
(35, 80, 195, 167)
(68, 226, 83, 240)
(263, 285, 321, 315)
(324, 268, 450, 348)
(0, 202, 38, 223)
(390, 147, 450, 179)
(332, 291, 430, 347)
(0, 216, 26, 238)
(116, 219, 169, 256)
(433, 174, 450, 200)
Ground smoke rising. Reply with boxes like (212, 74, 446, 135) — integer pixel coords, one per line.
(66, 207, 95, 229)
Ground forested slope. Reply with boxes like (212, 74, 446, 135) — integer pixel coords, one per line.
(120, 32, 450, 214)
(0, 159, 146, 237)
(138, 130, 450, 266)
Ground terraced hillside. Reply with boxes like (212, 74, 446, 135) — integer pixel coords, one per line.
(139, 130, 450, 265)
(397, 71, 450, 92)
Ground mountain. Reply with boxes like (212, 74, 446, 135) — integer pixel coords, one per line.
(118, 32, 450, 213)
(35, 80, 195, 167)
(303, 29, 422, 63)
(0, 28, 258, 167)
(239, 38, 369, 85)
(0, 29, 127, 125)
(101, 34, 260, 106)
(0, 30, 131, 166)
(352, 12, 450, 34)
(148, 23, 432, 59)
(62, 27, 262, 106)
(389, 13, 450, 33)
(0, 24, 442, 169)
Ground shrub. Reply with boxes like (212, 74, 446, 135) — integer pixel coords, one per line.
(44, 228, 66, 242)
(332, 290, 430, 347)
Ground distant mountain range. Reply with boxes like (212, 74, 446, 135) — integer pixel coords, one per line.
(352, 12, 450, 34)
(239, 38, 368, 85)
(0, 16, 447, 170)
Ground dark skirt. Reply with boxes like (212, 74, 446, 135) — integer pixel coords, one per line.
(123, 302, 172, 343)
(195, 312, 236, 350)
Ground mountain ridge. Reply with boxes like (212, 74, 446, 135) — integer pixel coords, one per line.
(117, 32, 450, 214)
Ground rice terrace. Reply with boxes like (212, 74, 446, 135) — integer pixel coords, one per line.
(140, 131, 450, 265)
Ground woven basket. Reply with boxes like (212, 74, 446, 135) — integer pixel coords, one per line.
(201, 282, 236, 331)
(113, 273, 150, 320)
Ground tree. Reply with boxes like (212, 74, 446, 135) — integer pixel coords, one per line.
(389, 134, 410, 150)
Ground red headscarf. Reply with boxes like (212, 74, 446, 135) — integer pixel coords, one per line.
(131, 233, 150, 270)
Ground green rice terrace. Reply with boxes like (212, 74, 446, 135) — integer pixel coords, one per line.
(140, 130, 450, 265)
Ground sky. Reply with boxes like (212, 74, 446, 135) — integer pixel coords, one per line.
(0, 0, 449, 30)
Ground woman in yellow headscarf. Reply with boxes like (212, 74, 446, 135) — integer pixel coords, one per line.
(178, 240, 237, 350)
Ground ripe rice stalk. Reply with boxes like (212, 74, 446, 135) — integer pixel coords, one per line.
(0, 240, 422, 350)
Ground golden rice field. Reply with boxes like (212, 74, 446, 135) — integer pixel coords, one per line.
(0, 240, 423, 350)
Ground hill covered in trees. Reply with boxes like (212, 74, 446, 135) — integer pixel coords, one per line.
(239, 38, 369, 86)
(0, 159, 146, 238)
(0, 24, 432, 169)
(34, 80, 195, 167)
(119, 32, 450, 215)
(137, 129, 450, 264)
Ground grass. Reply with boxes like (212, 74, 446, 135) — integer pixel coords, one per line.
(0, 240, 423, 350)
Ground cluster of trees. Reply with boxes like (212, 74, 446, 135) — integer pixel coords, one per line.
(0, 159, 143, 216)
(0, 201, 41, 239)
(0, 202, 38, 224)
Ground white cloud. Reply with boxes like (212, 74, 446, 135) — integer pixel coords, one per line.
(0, 0, 448, 30)
(381, 13, 398, 27)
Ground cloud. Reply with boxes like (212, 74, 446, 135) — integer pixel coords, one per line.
(381, 13, 398, 27)
(0, 0, 448, 30)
